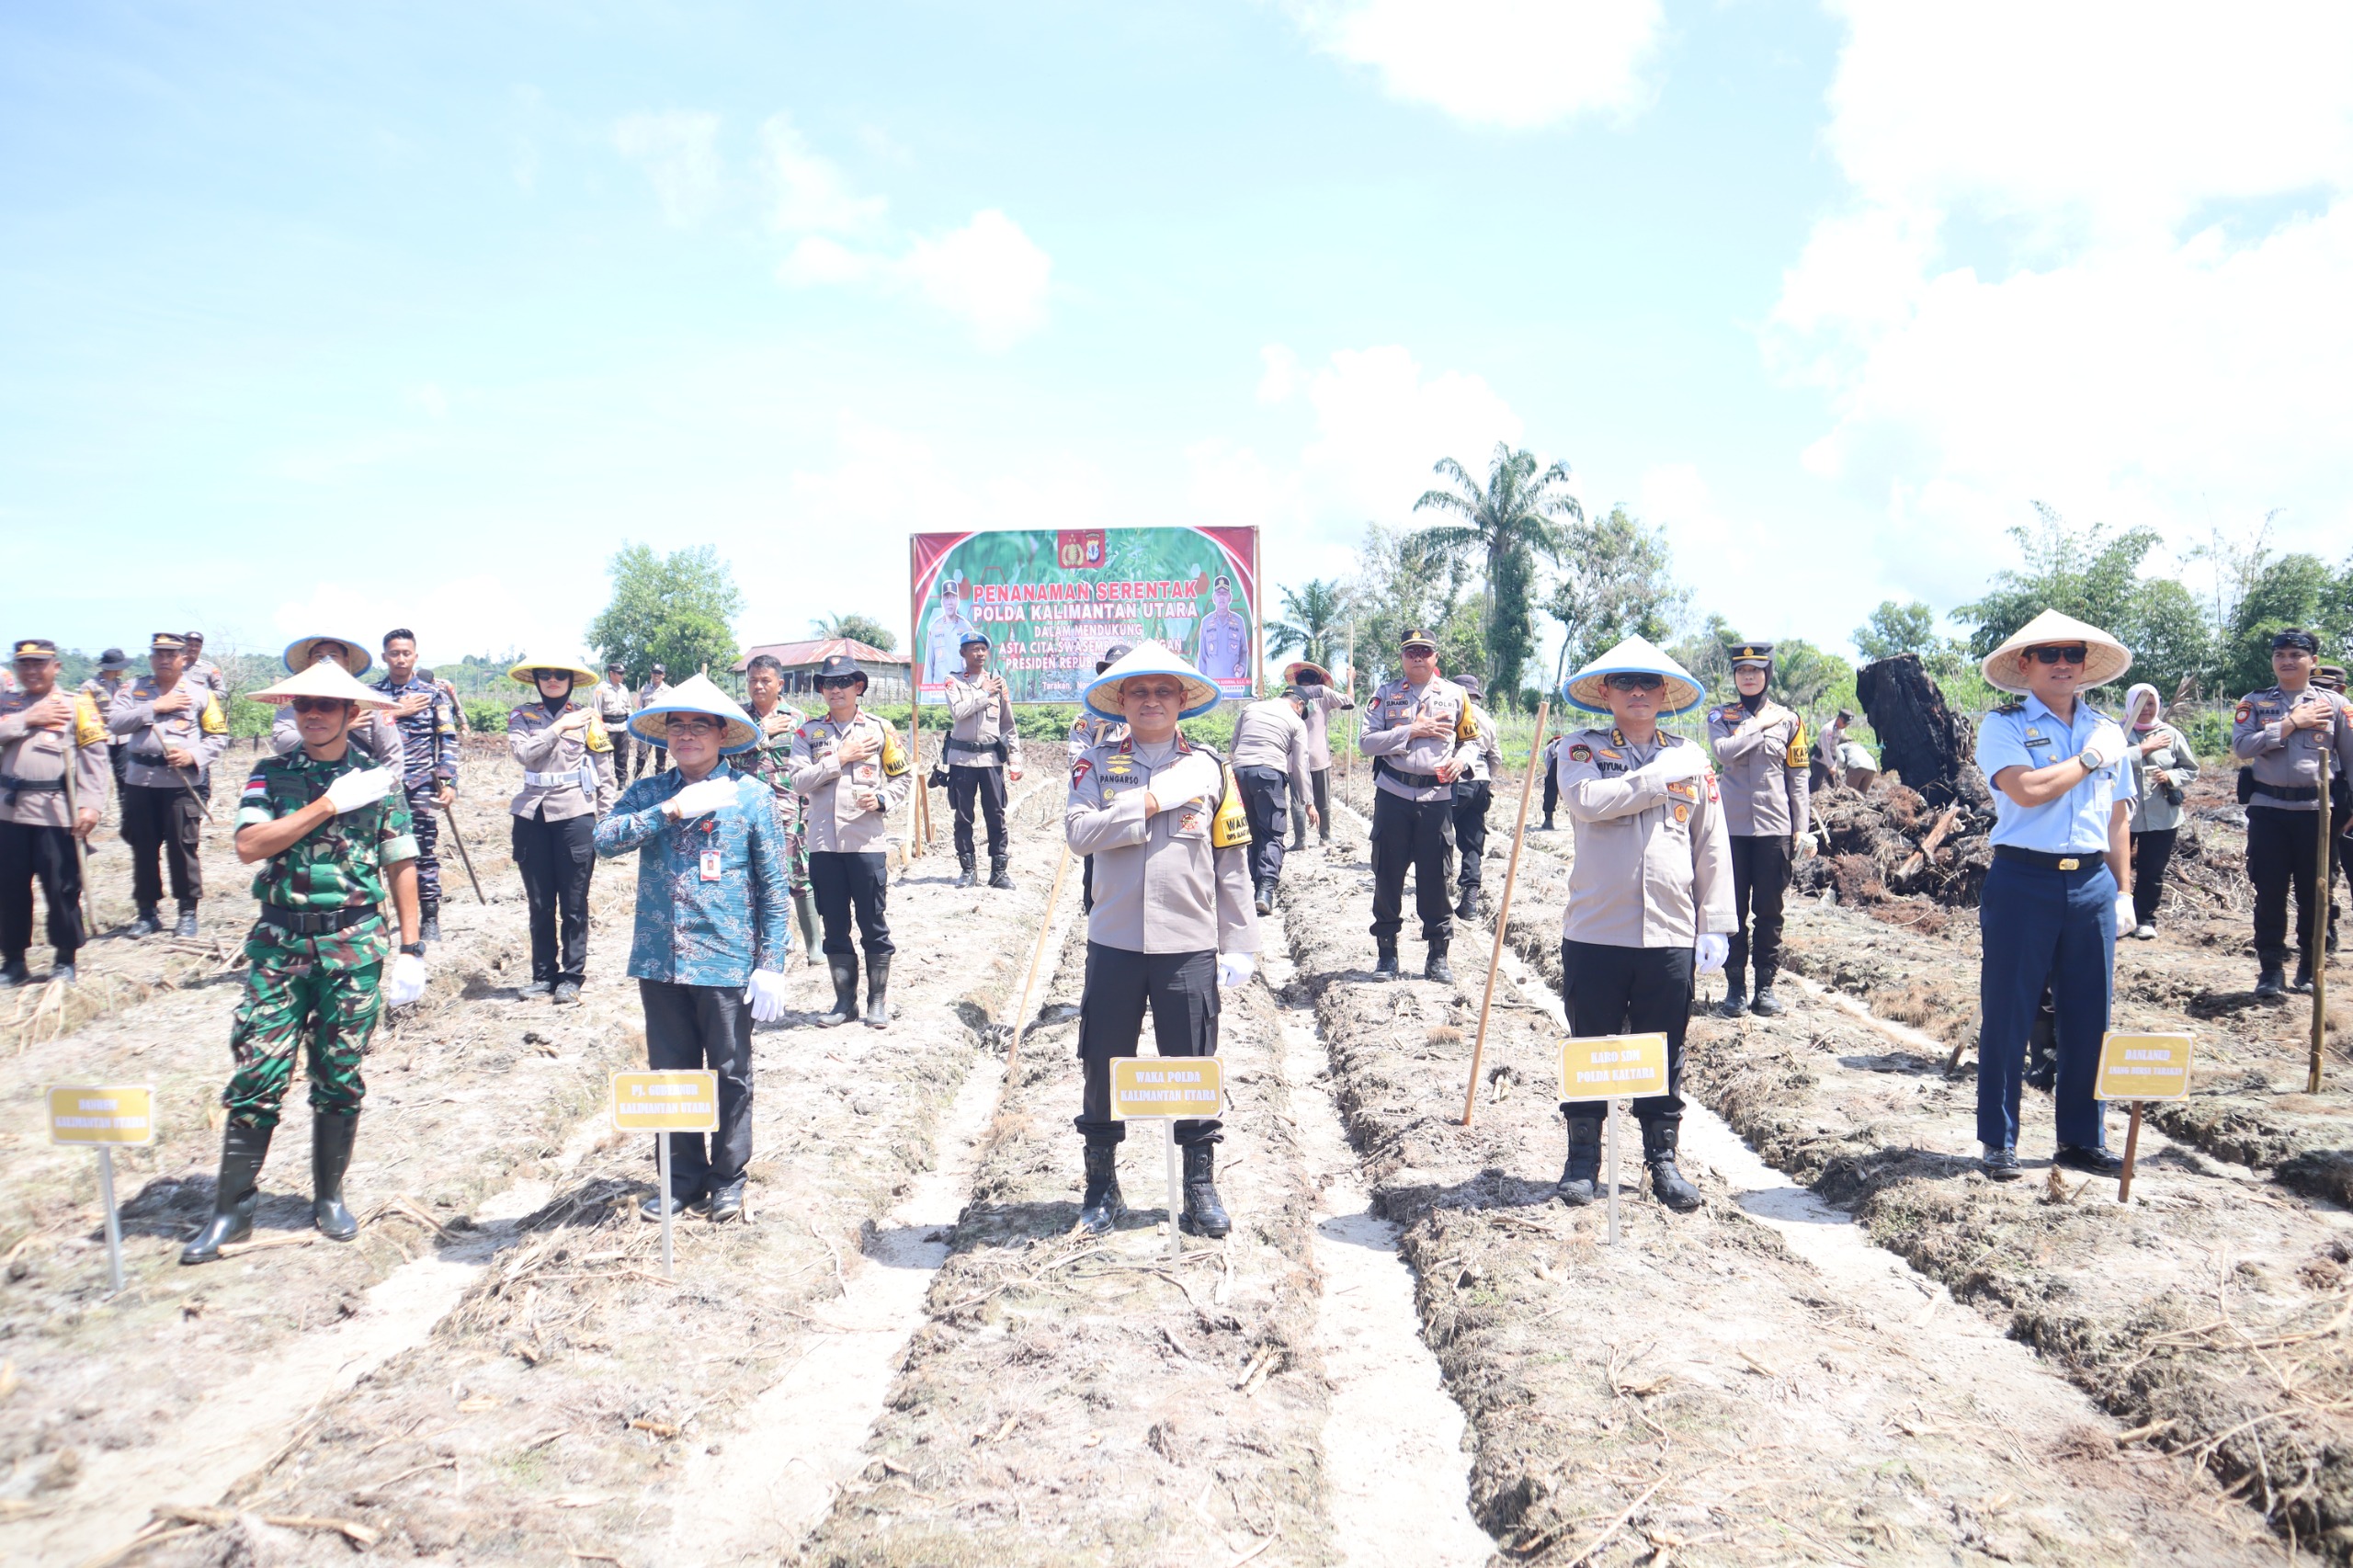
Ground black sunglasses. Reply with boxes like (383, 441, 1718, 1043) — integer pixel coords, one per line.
(1603, 672, 1665, 691)
(2029, 645, 2088, 665)
(290, 697, 347, 714)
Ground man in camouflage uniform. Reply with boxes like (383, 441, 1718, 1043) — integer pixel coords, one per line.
(181, 658, 426, 1265)
(1068, 642, 1132, 915)
(740, 653, 822, 964)
(109, 631, 230, 937)
(2, 640, 108, 986)
(81, 648, 132, 790)
(374, 629, 460, 942)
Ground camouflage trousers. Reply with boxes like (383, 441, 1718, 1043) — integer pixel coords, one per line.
(783, 807, 810, 897)
(222, 949, 382, 1129)
(405, 780, 442, 907)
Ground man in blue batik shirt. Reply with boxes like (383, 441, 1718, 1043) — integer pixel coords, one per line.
(595, 674, 791, 1223)
(1972, 609, 2137, 1184)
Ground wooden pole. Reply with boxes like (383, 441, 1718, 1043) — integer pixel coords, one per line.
(1004, 846, 1073, 1082)
(61, 748, 97, 934)
(2116, 1102, 2143, 1203)
(2312, 756, 2331, 1094)
(1460, 697, 1553, 1126)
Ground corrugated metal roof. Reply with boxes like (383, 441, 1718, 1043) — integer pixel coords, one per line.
(733, 637, 909, 672)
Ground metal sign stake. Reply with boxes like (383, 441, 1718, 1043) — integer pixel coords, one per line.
(1164, 1119, 1182, 1262)
(657, 1135, 676, 1278)
(97, 1147, 124, 1294)
(1606, 1099, 1621, 1246)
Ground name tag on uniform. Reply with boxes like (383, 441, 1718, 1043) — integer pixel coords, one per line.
(700, 848, 723, 881)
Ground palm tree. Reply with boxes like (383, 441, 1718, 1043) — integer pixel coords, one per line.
(1266, 579, 1349, 673)
(1414, 443, 1580, 699)
(808, 613, 898, 653)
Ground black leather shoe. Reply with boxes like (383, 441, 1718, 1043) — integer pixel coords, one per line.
(175, 907, 199, 939)
(954, 855, 976, 889)
(820, 959, 860, 1027)
(312, 1112, 361, 1241)
(1748, 987, 1785, 1017)
(1982, 1144, 2022, 1180)
(181, 1123, 273, 1265)
(1642, 1119, 1703, 1213)
(706, 1180, 745, 1222)
(518, 979, 552, 1000)
(128, 906, 162, 937)
(1372, 943, 1399, 981)
(2054, 1143, 2125, 1176)
(551, 979, 581, 1006)
(1423, 940, 1454, 985)
(50, 963, 74, 985)
(0, 956, 27, 989)
(1714, 982, 1748, 1019)
(1077, 1144, 1123, 1235)
(1556, 1113, 1603, 1207)
(640, 1188, 709, 1221)
(2291, 955, 2314, 994)
(1179, 1143, 1231, 1238)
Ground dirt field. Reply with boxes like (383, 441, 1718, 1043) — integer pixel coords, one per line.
(1, 742, 2346, 1563)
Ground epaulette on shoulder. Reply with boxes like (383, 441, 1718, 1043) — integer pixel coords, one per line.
(1994, 698, 2027, 714)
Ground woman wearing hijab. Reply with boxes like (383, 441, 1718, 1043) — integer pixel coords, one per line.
(506, 656, 619, 1003)
(2120, 683, 2200, 940)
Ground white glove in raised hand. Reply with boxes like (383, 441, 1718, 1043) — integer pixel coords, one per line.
(1217, 952, 1254, 988)
(1151, 751, 1224, 810)
(385, 952, 428, 1006)
(667, 777, 739, 819)
(745, 968, 790, 1022)
(1694, 934, 1729, 975)
(323, 767, 398, 815)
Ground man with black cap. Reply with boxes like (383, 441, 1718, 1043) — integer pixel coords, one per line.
(792, 653, 912, 1028)
(1, 640, 108, 986)
(81, 649, 132, 790)
(636, 664, 673, 776)
(182, 631, 224, 699)
(1227, 682, 1315, 915)
(2233, 628, 2353, 997)
(1358, 629, 1480, 983)
(590, 660, 637, 783)
(109, 632, 230, 937)
(945, 630, 1023, 890)
(1449, 674, 1505, 920)
(1706, 641, 1812, 1017)
(1281, 658, 1352, 851)
(1070, 642, 1133, 914)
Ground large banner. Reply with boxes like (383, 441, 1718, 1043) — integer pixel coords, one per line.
(910, 527, 1260, 704)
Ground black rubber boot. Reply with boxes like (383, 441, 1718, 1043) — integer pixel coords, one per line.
(1180, 1143, 1231, 1238)
(2292, 953, 2314, 994)
(862, 955, 892, 1028)
(1748, 981, 1785, 1017)
(417, 902, 440, 944)
(1424, 938, 1453, 984)
(175, 905, 198, 938)
(955, 853, 976, 890)
(1373, 940, 1400, 981)
(1642, 1119, 1703, 1213)
(820, 958, 860, 1027)
(181, 1123, 273, 1265)
(0, 955, 27, 989)
(1454, 885, 1478, 921)
(1556, 1113, 1603, 1207)
(312, 1112, 360, 1241)
(792, 889, 822, 965)
(1715, 978, 1748, 1018)
(1254, 882, 1273, 917)
(1077, 1143, 1123, 1234)
(988, 856, 1015, 891)
(2256, 961, 2287, 1000)
(129, 905, 161, 937)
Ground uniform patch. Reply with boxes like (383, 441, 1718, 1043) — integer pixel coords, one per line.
(1673, 802, 1690, 824)
(1568, 744, 1592, 763)
(1597, 747, 1622, 761)
(2234, 702, 2252, 723)
(1706, 769, 1720, 802)
(1665, 778, 1699, 803)
(1070, 758, 1092, 788)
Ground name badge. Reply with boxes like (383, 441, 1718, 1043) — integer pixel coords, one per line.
(700, 848, 723, 882)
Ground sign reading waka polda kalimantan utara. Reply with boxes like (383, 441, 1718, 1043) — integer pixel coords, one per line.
(910, 527, 1261, 705)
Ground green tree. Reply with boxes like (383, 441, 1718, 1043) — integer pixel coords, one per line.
(1266, 578, 1350, 671)
(1414, 443, 1580, 698)
(1667, 613, 1738, 704)
(1854, 599, 1943, 662)
(810, 613, 899, 653)
(1953, 504, 2210, 697)
(2217, 551, 2352, 695)
(586, 543, 744, 685)
(1543, 504, 1688, 679)
(1767, 637, 1852, 711)
(1344, 523, 1474, 686)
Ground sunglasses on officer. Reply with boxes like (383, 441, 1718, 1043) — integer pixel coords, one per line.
(2028, 645, 2088, 665)
(818, 675, 862, 690)
(1603, 672, 1665, 691)
(290, 697, 350, 714)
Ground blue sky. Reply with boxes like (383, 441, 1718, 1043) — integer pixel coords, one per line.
(5, 2, 2348, 673)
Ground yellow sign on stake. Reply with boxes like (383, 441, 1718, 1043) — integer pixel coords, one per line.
(46, 1085, 156, 1146)
(610, 1071, 721, 1134)
(1558, 1034, 1669, 1101)
(2095, 1033, 2195, 1102)
(1108, 1057, 1223, 1120)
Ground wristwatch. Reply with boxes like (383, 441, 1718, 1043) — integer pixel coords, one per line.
(399, 941, 426, 958)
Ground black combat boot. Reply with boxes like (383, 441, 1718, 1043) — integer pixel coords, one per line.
(1642, 1119, 1703, 1213)
(128, 905, 162, 937)
(1255, 882, 1273, 917)
(0, 955, 27, 989)
(1538, 814, 1555, 832)
(792, 889, 822, 965)
(51, 962, 75, 985)
(1454, 885, 1478, 921)
(988, 856, 1015, 891)
(2256, 961, 2287, 1000)
(863, 955, 892, 1028)
(1373, 939, 1400, 981)
(2291, 952, 2315, 994)
(1748, 972, 1785, 1017)
(1180, 1143, 1231, 1238)
(955, 853, 976, 890)
(1715, 977, 1748, 1018)
(312, 1112, 360, 1241)
(417, 901, 440, 944)
(1556, 1112, 1603, 1207)
(1077, 1143, 1123, 1234)
(1424, 938, 1454, 984)
(175, 904, 199, 938)
(820, 958, 860, 1027)
(181, 1122, 273, 1265)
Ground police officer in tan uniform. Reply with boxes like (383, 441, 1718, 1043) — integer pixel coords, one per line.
(1551, 636, 1733, 1213)
(1449, 673, 1506, 920)
(1358, 629, 1482, 983)
(505, 654, 619, 1004)
(1064, 645, 1256, 1237)
(81, 649, 132, 790)
(1, 640, 108, 985)
(2232, 628, 2353, 996)
(267, 636, 404, 769)
(1282, 659, 1352, 851)
(945, 631, 1023, 890)
(590, 660, 638, 783)
(1227, 683, 1315, 914)
(791, 653, 913, 1028)
(109, 631, 231, 937)
(1069, 642, 1132, 915)
(1706, 641, 1811, 1017)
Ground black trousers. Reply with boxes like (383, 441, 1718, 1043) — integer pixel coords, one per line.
(0, 821, 85, 963)
(811, 850, 892, 958)
(512, 811, 595, 983)
(1082, 854, 1095, 914)
(1236, 767, 1290, 890)
(648, 744, 670, 776)
(1542, 759, 1560, 821)
(1724, 835, 1792, 987)
(1289, 767, 1333, 846)
(1452, 780, 1493, 892)
(612, 732, 635, 785)
(1558, 939, 1692, 1125)
(1369, 788, 1455, 944)
(640, 979, 755, 1199)
(2130, 828, 2177, 927)
(108, 744, 128, 789)
(2248, 804, 2336, 963)
(948, 764, 1009, 860)
(120, 782, 205, 909)
(1074, 942, 1221, 1146)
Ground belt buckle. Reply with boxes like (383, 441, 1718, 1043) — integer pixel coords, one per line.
(2057, 857, 2080, 870)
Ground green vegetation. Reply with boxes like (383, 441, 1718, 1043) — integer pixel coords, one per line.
(1414, 443, 1581, 700)
(585, 542, 744, 686)
(810, 613, 899, 652)
(1265, 578, 1347, 672)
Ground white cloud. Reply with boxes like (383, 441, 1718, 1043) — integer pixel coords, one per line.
(271, 574, 590, 668)
(779, 209, 1053, 349)
(759, 114, 886, 234)
(1273, 344, 1527, 524)
(611, 110, 723, 227)
(1284, 0, 1665, 129)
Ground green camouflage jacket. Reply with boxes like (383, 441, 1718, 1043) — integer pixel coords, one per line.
(235, 747, 419, 967)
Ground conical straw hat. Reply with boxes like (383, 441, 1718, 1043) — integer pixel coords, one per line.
(629, 672, 760, 753)
(250, 659, 395, 708)
(282, 634, 372, 676)
(1562, 635, 1706, 717)
(506, 653, 601, 687)
(1978, 609, 2131, 695)
(1084, 644, 1222, 722)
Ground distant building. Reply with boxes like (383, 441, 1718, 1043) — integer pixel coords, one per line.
(732, 638, 911, 701)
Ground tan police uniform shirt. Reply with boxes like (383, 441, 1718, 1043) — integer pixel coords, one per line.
(0, 689, 109, 827)
(1358, 676, 1481, 802)
(506, 701, 617, 820)
(790, 709, 911, 854)
(1706, 699, 1812, 838)
(945, 667, 1021, 770)
(1065, 735, 1257, 955)
(1553, 726, 1735, 948)
(108, 676, 230, 788)
(1300, 686, 1352, 773)
(1459, 703, 1506, 785)
(2231, 684, 2353, 811)
(589, 678, 635, 728)
(268, 706, 404, 769)
(1227, 698, 1312, 800)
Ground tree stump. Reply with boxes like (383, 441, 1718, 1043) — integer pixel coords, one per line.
(1855, 653, 1989, 811)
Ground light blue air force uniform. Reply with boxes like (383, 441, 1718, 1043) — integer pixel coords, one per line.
(1971, 695, 2130, 1155)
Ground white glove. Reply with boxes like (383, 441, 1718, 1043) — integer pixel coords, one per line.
(385, 952, 427, 1006)
(1151, 751, 1224, 809)
(667, 777, 739, 819)
(1217, 952, 1254, 988)
(745, 968, 790, 1022)
(1694, 934, 1728, 975)
(323, 767, 398, 814)
(2114, 892, 2137, 937)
